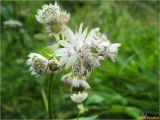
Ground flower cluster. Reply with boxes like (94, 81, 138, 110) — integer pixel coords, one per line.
(27, 2, 121, 104)
(55, 24, 121, 103)
(35, 2, 70, 35)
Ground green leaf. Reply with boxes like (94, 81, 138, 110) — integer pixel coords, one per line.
(73, 115, 98, 120)
(124, 106, 141, 118)
(109, 105, 141, 118)
(39, 44, 59, 59)
(86, 94, 104, 105)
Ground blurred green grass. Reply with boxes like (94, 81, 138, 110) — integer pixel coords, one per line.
(1, 0, 159, 119)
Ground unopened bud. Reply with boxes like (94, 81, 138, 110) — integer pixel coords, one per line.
(70, 92, 88, 103)
(48, 59, 60, 73)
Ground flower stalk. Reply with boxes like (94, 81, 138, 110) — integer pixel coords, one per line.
(77, 111, 80, 120)
(48, 73, 54, 119)
(59, 34, 62, 40)
(77, 103, 86, 120)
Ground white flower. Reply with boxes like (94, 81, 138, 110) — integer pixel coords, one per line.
(61, 73, 90, 89)
(35, 2, 70, 24)
(35, 2, 70, 35)
(55, 24, 103, 75)
(106, 43, 121, 62)
(70, 92, 88, 103)
(85, 28, 111, 54)
(27, 53, 49, 76)
(85, 27, 121, 61)
(4, 20, 22, 28)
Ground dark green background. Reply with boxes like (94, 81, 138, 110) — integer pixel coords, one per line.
(1, 0, 159, 119)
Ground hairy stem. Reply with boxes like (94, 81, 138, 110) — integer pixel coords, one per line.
(48, 73, 53, 119)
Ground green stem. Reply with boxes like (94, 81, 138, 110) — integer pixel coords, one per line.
(77, 104, 81, 120)
(77, 111, 80, 120)
(48, 73, 53, 119)
(41, 87, 48, 112)
(59, 34, 62, 40)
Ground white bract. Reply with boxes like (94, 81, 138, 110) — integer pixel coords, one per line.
(35, 2, 70, 35)
(106, 43, 121, 62)
(70, 92, 88, 103)
(85, 28, 111, 54)
(27, 53, 49, 77)
(61, 73, 90, 89)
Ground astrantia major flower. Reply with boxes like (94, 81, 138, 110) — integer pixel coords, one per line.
(27, 53, 49, 77)
(55, 24, 103, 75)
(35, 2, 70, 35)
(70, 92, 88, 103)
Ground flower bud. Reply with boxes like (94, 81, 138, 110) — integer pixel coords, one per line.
(48, 59, 60, 73)
(70, 92, 88, 103)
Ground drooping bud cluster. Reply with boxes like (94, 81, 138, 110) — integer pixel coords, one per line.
(27, 53, 60, 77)
(35, 2, 70, 35)
(27, 2, 121, 104)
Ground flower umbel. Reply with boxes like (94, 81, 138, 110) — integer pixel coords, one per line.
(35, 2, 70, 35)
(55, 25, 102, 74)
(27, 53, 49, 77)
(55, 24, 121, 75)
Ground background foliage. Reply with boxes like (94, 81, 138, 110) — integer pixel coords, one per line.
(1, 0, 159, 119)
